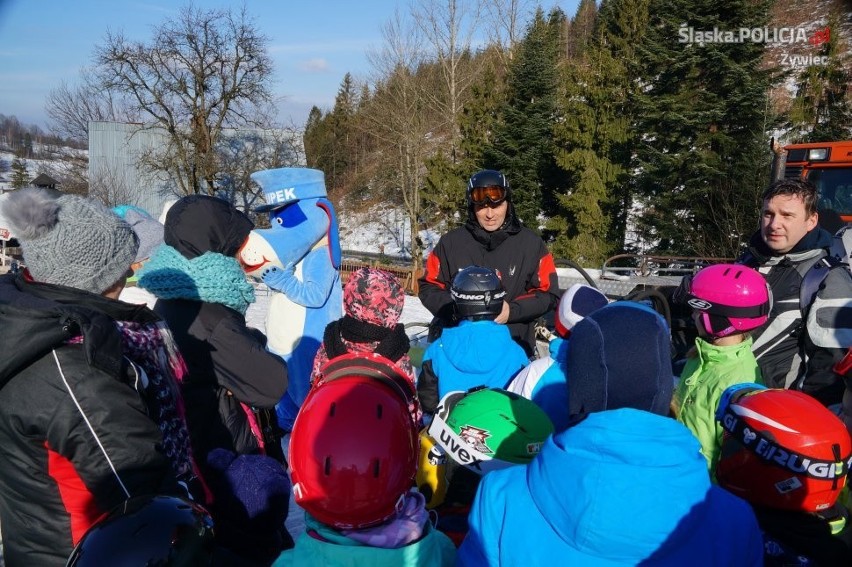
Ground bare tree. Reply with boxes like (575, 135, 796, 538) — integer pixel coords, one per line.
(363, 11, 432, 271)
(95, 5, 274, 196)
(217, 123, 305, 216)
(87, 161, 137, 207)
(45, 69, 136, 146)
(42, 151, 90, 197)
(410, 0, 481, 159)
(480, 0, 536, 64)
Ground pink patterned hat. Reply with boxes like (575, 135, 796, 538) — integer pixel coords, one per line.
(344, 267, 405, 328)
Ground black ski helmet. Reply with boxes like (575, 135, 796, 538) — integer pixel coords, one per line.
(451, 266, 507, 321)
(467, 170, 510, 206)
(67, 495, 215, 566)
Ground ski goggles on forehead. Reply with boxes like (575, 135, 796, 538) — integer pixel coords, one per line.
(470, 185, 508, 206)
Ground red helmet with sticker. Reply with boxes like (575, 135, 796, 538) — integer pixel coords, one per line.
(289, 373, 418, 529)
(716, 387, 852, 513)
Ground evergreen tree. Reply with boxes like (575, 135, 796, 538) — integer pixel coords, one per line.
(633, 0, 773, 257)
(788, 13, 852, 142)
(457, 60, 504, 175)
(303, 74, 360, 193)
(423, 53, 505, 229)
(326, 73, 359, 189)
(422, 150, 466, 230)
(483, 8, 566, 227)
(303, 106, 331, 170)
(564, 0, 596, 60)
(10, 157, 29, 189)
(427, 51, 505, 231)
(548, 0, 649, 266)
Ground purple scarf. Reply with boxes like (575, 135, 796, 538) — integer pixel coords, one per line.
(340, 490, 430, 548)
(68, 320, 201, 489)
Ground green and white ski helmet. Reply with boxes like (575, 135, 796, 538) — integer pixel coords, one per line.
(427, 387, 554, 475)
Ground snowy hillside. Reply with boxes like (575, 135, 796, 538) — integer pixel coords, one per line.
(336, 200, 441, 259)
(0, 148, 82, 193)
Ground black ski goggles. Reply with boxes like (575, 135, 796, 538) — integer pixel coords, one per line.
(470, 185, 508, 206)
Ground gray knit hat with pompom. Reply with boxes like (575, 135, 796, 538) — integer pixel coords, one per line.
(1, 188, 138, 293)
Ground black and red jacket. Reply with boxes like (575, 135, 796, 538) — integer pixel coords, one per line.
(0, 275, 177, 566)
(418, 208, 559, 357)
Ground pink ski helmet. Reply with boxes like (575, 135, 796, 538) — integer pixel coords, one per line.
(676, 264, 772, 338)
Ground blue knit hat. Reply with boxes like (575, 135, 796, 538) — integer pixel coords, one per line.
(555, 283, 609, 337)
(113, 206, 164, 263)
(567, 302, 673, 417)
(206, 448, 290, 521)
(205, 448, 291, 562)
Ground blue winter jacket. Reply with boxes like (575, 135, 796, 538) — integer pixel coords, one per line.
(506, 337, 569, 431)
(457, 408, 763, 566)
(424, 320, 528, 399)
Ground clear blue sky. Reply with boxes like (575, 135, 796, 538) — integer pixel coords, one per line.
(0, 0, 578, 131)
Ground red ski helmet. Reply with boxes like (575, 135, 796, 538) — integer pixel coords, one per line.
(716, 385, 852, 513)
(674, 263, 772, 338)
(313, 352, 417, 403)
(289, 374, 418, 529)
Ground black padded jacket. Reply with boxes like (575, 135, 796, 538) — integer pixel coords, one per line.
(0, 274, 176, 566)
(418, 210, 560, 357)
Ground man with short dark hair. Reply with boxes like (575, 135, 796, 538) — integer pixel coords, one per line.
(738, 178, 852, 407)
(418, 169, 560, 358)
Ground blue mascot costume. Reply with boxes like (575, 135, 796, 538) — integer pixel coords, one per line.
(240, 168, 343, 432)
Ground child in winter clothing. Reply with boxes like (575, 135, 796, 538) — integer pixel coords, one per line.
(457, 302, 764, 567)
(672, 264, 769, 475)
(716, 385, 852, 566)
(275, 369, 455, 567)
(138, 195, 292, 563)
(113, 205, 164, 308)
(417, 266, 528, 416)
(417, 387, 554, 546)
(506, 283, 608, 431)
(0, 188, 186, 565)
(310, 267, 419, 423)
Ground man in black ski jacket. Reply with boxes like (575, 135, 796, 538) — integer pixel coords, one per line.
(418, 170, 560, 358)
(738, 178, 852, 407)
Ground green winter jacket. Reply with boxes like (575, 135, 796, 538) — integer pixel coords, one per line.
(272, 515, 456, 567)
(675, 337, 762, 478)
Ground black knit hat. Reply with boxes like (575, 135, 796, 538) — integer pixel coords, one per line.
(164, 195, 254, 260)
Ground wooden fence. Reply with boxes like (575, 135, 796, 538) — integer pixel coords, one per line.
(339, 258, 422, 295)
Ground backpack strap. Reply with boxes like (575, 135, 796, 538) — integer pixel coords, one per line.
(799, 254, 839, 321)
(798, 242, 852, 350)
